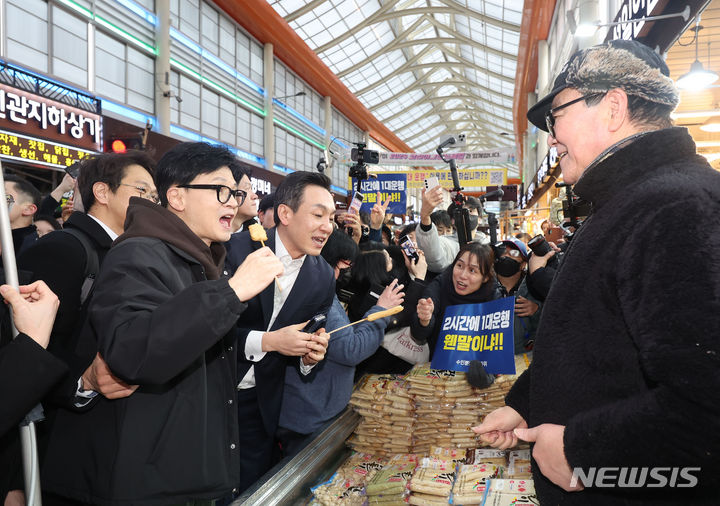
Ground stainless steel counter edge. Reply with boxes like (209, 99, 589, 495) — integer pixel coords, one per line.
(235, 408, 361, 505)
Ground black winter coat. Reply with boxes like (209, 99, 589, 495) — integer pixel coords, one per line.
(42, 201, 248, 506)
(18, 211, 114, 406)
(505, 128, 720, 505)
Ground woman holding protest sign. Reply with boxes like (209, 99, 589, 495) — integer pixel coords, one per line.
(411, 242, 500, 357)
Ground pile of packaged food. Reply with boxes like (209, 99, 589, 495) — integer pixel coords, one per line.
(347, 362, 522, 456)
(310, 447, 536, 505)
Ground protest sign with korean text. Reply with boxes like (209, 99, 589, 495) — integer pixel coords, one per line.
(430, 297, 516, 374)
(351, 173, 407, 214)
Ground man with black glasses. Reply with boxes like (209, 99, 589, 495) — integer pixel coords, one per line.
(42, 142, 284, 505)
(475, 40, 720, 505)
(19, 152, 157, 411)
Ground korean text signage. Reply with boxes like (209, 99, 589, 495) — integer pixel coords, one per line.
(0, 129, 95, 169)
(250, 176, 272, 196)
(0, 83, 101, 152)
(610, 0, 661, 41)
(431, 297, 516, 374)
(351, 173, 407, 214)
(340, 148, 516, 166)
(355, 169, 506, 194)
(407, 168, 506, 189)
(521, 146, 559, 208)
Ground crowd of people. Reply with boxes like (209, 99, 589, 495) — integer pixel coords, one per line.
(0, 140, 542, 505)
(0, 39, 717, 506)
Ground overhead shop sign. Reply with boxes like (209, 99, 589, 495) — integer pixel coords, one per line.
(341, 147, 516, 166)
(609, 0, 661, 41)
(0, 83, 102, 155)
(0, 129, 95, 169)
(520, 147, 559, 209)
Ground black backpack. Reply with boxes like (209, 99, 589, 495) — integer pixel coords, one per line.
(62, 228, 100, 306)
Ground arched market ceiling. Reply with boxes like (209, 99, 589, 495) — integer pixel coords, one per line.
(268, 0, 523, 177)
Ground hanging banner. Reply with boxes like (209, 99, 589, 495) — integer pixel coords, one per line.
(340, 148, 516, 166)
(350, 169, 506, 192)
(351, 173, 407, 214)
(406, 168, 506, 189)
(430, 297, 516, 374)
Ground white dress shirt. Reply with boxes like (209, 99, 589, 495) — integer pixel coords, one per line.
(74, 213, 117, 407)
(237, 230, 314, 389)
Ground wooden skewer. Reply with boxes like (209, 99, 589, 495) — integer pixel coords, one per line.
(328, 305, 403, 335)
(256, 238, 283, 293)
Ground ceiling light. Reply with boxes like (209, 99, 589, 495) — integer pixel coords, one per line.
(677, 60, 718, 90)
(677, 21, 718, 90)
(700, 117, 720, 132)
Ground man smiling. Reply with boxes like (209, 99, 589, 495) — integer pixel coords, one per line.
(225, 171, 335, 493)
(475, 40, 720, 505)
(42, 142, 284, 505)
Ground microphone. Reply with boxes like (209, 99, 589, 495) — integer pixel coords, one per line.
(436, 136, 456, 153)
(466, 360, 495, 389)
(479, 189, 504, 202)
(555, 182, 572, 188)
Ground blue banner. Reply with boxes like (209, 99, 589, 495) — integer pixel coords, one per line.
(430, 297, 516, 374)
(351, 173, 407, 214)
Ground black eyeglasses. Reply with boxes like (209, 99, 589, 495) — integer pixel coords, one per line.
(177, 184, 247, 205)
(118, 183, 159, 204)
(545, 92, 605, 138)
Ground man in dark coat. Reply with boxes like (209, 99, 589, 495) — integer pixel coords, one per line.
(19, 151, 157, 408)
(225, 170, 334, 493)
(41, 142, 285, 505)
(475, 40, 720, 505)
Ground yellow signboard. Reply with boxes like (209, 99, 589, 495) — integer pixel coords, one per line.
(0, 129, 95, 170)
(357, 168, 507, 190)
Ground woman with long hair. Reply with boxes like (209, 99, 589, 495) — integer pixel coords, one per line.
(411, 242, 500, 356)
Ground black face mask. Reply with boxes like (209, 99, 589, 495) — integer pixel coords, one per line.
(495, 256, 521, 277)
(336, 267, 352, 291)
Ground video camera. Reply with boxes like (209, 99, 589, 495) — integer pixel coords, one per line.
(349, 143, 379, 183)
(555, 183, 591, 240)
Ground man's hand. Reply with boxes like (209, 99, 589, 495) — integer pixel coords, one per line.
(81, 353, 138, 399)
(343, 213, 362, 244)
(515, 295, 539, 317)
(302, 330, 329, 365)
(416, 297, 434, 326)
(405, 249, 427, 280)
(376, 279, 405, 309)
(50, 173, 76, 202)
(229, 247, 284, 301)
(528, 249, 556, 274)
(420, 186, 444, 224)
(61, 196, 74, 222)
(263, 322, 314, 356)
(472, 406, 528, 450)
(4, 490, 24, 506)
(0, 281, 59, 349)
(370, 192, 391, 230)
(515, 424, 582, 492)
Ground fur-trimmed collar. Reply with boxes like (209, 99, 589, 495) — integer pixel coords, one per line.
(573, 127, 699, 208)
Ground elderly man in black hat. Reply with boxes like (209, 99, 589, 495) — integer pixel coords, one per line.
(475, 39, 720, 505)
